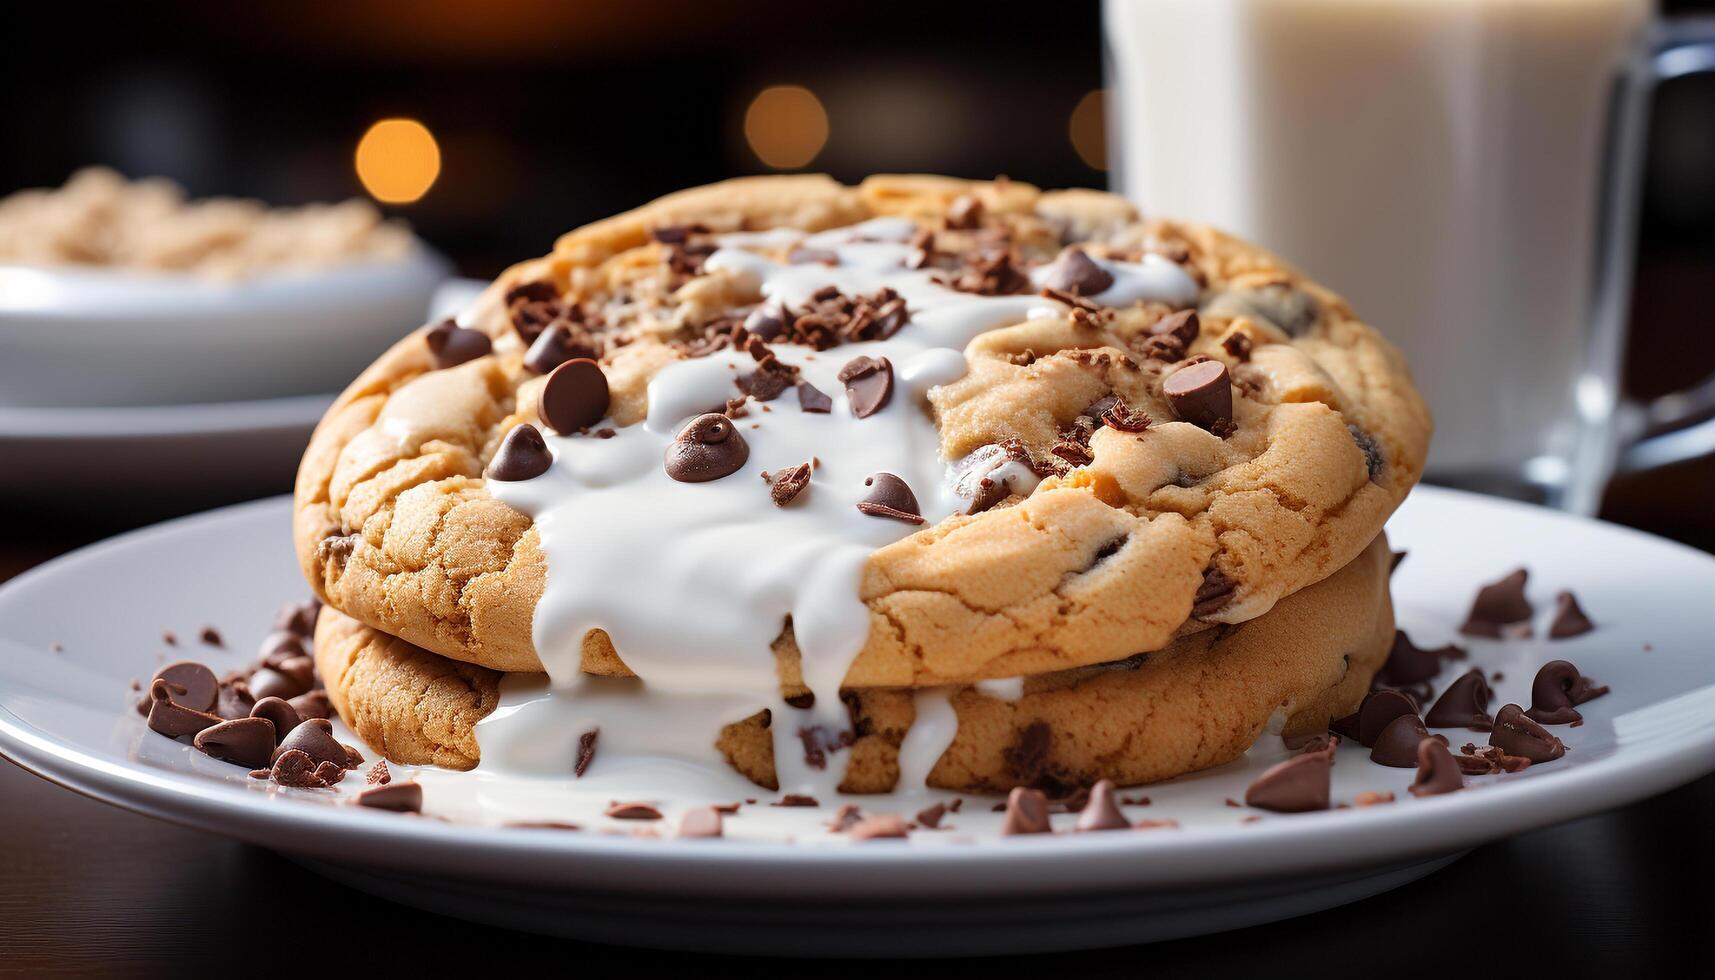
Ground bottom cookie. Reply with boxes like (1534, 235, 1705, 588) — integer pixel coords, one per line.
(314, 535, 1393, 792)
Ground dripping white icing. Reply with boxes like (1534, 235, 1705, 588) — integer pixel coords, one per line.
(480, 220, 1200, 800)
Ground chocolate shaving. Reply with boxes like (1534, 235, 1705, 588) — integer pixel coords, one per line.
(1100, 395, 1151, 433)
(768, 462, 813, 507)
(575, 729, 599, 777)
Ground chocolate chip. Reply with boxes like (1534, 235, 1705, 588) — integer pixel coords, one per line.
(848, 814, 910, 841)
(796, 380, 832, 414)
(1547, 591, 1595, 639)
(1356, 689, 1420, 747)
(914, 802, 948, 829)
(1151, 310, 1200, 346)
(768, 462, 813, 507)
(193, 717, 277, 769)
(744, 305, 788, 341)
(524, 323, 595, 375)
(1073, 780, 1129, 832)
(1489, 704, 1566, 762)
(198, 626, 224, 647)
(215, 680, 257, 721)
(355, 781, 423, 813)
(258, 630, 306, 666)
(1425, 669, 1494, 731)
(677, 807, 724, 839)
(248, 666, 307, 702)
(837, 356, 894, 418)
(1243, 752, 1331, 813)
(1329, 708, 1361, 741)
(275, 655, 316, 691)
(1000, 787, 1052, 835)
(575, 728, 598, 777)
(539, 358, 610, 434)
(145, 681, 223, 739)
(275, 718, 356, 769)
(1460, 568, 1534, 638)
(664, 413, 750, 482)
(487, 423, 553, 482)
(1370, 713, 1441, 768)
(424, 319, 492, 369)
(1526, 660, 1608, 725)
(855, 472, 925, 525)
(249, 697, 303, 743)
(1041, 247, 1114, 296)
(606, 802, 663, 820)
(1192, 567, 1237, 618)
(150, 661, 218, 713)
(1376, 631, 1467, 690)
(1409, 740, 1465, 797)
(1221, 332, 1253, 361)
(1163, 359, 1234, 433)
(288, 689, 331, 721)
(275, 599, 321, 637)
(772, 794, 819, 807)
(1349, 425, 1384, 480)
(269, 749, 328, 788)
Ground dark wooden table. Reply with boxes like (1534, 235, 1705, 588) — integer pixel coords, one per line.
(2, 508, 1711, 975)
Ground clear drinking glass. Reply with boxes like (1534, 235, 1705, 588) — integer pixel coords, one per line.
(1103, 0, 1715, 512)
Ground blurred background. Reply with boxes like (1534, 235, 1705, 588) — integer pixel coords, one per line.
(1, 0, 1711, 558)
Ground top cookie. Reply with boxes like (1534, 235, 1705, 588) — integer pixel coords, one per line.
(294, 174, 1429, 697)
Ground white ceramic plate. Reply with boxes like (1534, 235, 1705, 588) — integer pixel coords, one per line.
(1, 487, 1712, 956)
(0, 393, 331, 500)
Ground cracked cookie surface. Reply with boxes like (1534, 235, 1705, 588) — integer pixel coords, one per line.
(314, 534, 1394, 790)
(295, 174, 1428, 684)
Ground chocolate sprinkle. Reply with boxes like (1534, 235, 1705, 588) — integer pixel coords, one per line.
(664, 413, 750, 482)
(1409, 740, 1465, 797)
(486, 423, 553, 482)
(1425, 669, 1495, 731)
(424, 320, 492, 369)
(1489, 704, 1566, 762)
(1547, 591, 1596, 639)
(1244, 752, 1332, 813)
(1460, 568, 1534, 638)
(837, 355, 894, 418)
(539, 358, 610, 434)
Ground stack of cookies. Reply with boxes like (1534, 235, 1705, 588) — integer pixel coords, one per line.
(295, 175, 1430, 801)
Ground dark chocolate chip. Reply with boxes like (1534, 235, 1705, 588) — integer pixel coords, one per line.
(193, 717, 277, 769)
(487, 423, 553, 482)
(1370, 713, 1441, 768)
(744, 305, 789, 342)
(848, 814, 910, 840)
(1409, 739, 1465, 797)
(1243, 752, 1331, 813)
(1329, 708, 1361, 741)
(1376, 631, 1467, 689)
(796, 380, 832, 414)
(1073, 779, 1129, 832)
(270, 748, 331, 788)
(837, 356, 894, 419)
(274, 599, 321, 637)
(275, 655, 315, 691)
(539, 358, 610, 434)
(1425, 669, 1494, 731)
(355, 781, 423, 813)
(855, 472, 925, 524)
(769, 462, 813, 507)
(575, 728, 599, 777)
(1460, 568, 1534, 638)
(915, 802, 948, 830)
(215, 680, 256, 721)
(677, 807, 724, 839)
(1163, 359, 1234, 432)
(772, 794, 819, 807)
(145, 681, 223, 739)
(1151, 310, 1200, 345)
(605, 802, 664, 820)
(524, 323, 595, 375)
(258, 630, 306, 666)
(1490, 704, 1566, 762)
(664, 413, 750, 482)
(1192, 567, 1237, 618)
(275, 718, 356, 769)
(248, 666, 308, 702)
(288, 690, 332, 721)
(1547, 591, 1596, 639)
(198, 626, 224, 647)
(1000, 787, 1052, 835)
(1357, 689, 1421, 747)
(1349, 425, 1384, 480)
(249, 697, 303, 743)
(1526, 659, 1608, 725)
(1041, 247, 1114, 296)
(150, 661, 218, 713)
(424, 320, 492, 369)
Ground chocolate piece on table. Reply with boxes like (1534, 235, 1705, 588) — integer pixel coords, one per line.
(796, 380, 832, 414)
(848, 814, 910, 841)
(1375, 630, 1467, 690)
(1425, 669, 1495, 731)
(1370, 713, 1441, 768)
(855, 473, 924, 525)
(1243, 752, 1331, 813)
(258, 630, 306, 664)
(487, 424, 554, 482)
(1547, 591, 1596, 639)
(1041, 247, 1114, 296)
(768, 462, 813, 507)
(539, 358, 611, 434)
(367, 761, 392, 785)
(1074, 779, 1130, 832)
(355, 781, 423, 814)
(772, 794, 819, 807)
(288, 690, 331, 721)
(193, 717, 277, 769)
(1460, 568, 1534, 637)
(1525, 659, 1609, 725)
(605, 802, 664, 820)
(270, 749, 329, 788)
(837, 355, 894, 419)
(275, 718, 357, 769)
(1329, 709, 1362, 741)
(247, 666, 307, 702)
(145, 681, 222, 739)
(215, 680, 257, 721)
(274, 599, 321, 637)
(914, 802, 948, 830)
(1163, 359, 1234, 432)
(150, 661, 218, 713)
(1409, 739, 1465, 797)
(1489, 704, 1566, 762)
(248, 696, 303, 743)
(1001, 787, 1052, 835)
(1356, 689, 1421, 747)
(676, 807, 724, 839)
(575, 728, 599, 777)
(424, 319, 492, 369)
(198, 626, 224, 647)
(663, 413, 750, 482)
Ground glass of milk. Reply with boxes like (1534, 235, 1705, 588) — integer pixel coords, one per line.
(1104, 0, 1715, 512)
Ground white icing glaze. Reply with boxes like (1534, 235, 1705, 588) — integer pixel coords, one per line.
(480, 220, 1200, 803)
(973, 676, 1028, 702)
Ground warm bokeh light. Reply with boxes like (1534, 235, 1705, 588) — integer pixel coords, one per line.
(744, 85, 829, 170)
(355, 118, 441, 204)
(1069, 89, 1107, 171)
